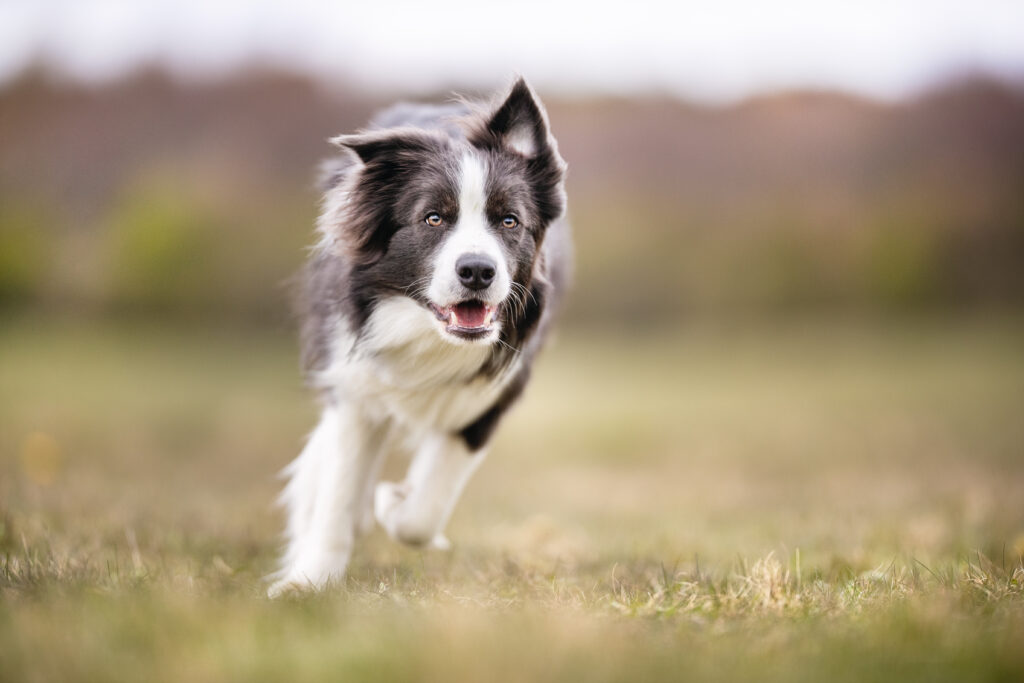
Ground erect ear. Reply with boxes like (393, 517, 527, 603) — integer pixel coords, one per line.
(477, 77, 559, 159)
(329, 128, 437, 165)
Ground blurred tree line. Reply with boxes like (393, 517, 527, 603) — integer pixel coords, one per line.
(1, 69, 1022, 326)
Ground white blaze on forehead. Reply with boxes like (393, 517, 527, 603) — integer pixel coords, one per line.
(425, 152, 512, 309)
(457, 152, 487, 218)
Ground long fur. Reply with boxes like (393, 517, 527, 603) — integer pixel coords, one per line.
(269, 77, 570, 596)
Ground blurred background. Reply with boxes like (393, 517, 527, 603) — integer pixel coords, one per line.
(2, 0, 1024, 598)
(2, 0, 1023, 324)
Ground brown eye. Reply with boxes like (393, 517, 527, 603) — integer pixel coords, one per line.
(425, 212, 443, 227)
(501, 215, 519, 229)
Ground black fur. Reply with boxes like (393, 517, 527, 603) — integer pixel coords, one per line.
(299, 78, 570, 450)
(459, 365, 531, 451)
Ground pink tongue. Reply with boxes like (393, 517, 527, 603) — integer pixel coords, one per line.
(453, 301, 487, 328)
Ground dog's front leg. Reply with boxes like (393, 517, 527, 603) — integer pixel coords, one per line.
(374, 431, 484, 549)
(269, 403, 389, 596)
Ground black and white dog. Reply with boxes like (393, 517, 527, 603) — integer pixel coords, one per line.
(269, 78, 569, 595)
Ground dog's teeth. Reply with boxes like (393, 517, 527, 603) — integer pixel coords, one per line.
(448, 310, 456, 325)
(484, 309, 494, 326)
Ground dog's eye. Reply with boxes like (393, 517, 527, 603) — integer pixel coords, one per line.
(501, 215, 519, 229)
(424, 212, 444, 227)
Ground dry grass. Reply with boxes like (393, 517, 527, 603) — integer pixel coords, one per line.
(2, 315, 1023, 682)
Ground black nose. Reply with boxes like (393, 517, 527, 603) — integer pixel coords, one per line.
(455, 254, 497, 291)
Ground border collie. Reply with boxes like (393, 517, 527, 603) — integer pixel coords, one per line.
(269, 78, 570, 595)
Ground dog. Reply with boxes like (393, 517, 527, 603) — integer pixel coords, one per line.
(268, 78, 570, 596)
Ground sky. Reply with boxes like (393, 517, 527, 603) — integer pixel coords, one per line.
(1, 0, 1023, 102)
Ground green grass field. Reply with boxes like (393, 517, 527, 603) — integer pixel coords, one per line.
(2, 315, 1023, 682)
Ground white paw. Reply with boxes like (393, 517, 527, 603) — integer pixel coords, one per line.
(374, 481, 452, 548)
(374, 480, 408, 530)
(267, 567, 338, 598)
(429, 533, 452, 551)
(267, 551, 348, 598)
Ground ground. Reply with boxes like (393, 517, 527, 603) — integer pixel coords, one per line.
(1, 315, 1023, 682)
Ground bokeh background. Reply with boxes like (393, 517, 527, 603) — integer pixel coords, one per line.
(2, 2, 1024, 681)
(1, 1, 1023, 322)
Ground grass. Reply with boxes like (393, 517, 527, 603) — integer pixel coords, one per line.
(1, 314, 1023, 682)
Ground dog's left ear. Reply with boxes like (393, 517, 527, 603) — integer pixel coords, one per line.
(474, 78, 565, 167)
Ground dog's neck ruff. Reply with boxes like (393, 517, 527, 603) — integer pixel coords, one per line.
(313, 297, 520, 431)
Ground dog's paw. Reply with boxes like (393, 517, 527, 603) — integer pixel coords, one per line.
(374, 481, 453, 549)
(267, 551, 348, 598)
(374, 481, 441, 547)
(267, 568, 340, 598)
(429, 533, 452, 551)
(374, 480, 408, 529)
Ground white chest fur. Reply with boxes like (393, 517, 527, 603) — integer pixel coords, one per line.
(314, 296, 518, 432)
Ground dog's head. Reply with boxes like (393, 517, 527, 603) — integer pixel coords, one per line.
(323, 78, 566, 348)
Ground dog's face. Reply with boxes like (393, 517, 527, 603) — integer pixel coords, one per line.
(329, 79, 566, 347)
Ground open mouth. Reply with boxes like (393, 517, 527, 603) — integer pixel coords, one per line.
(429, 300, 498, 339)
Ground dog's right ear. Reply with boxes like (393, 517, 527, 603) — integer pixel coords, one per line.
(330, 129, 437, 165)
(324, 129, 442, 265)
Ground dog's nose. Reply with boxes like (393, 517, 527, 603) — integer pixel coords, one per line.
(455, 253, 497, 291)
